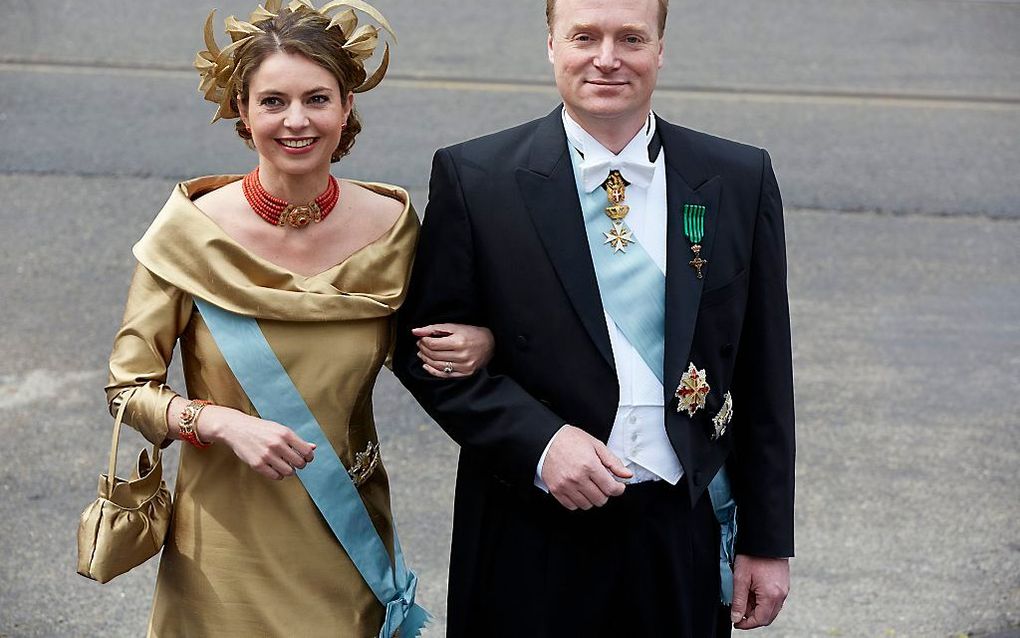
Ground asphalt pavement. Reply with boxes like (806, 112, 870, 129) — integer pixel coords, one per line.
(1, 1, 1018, 636)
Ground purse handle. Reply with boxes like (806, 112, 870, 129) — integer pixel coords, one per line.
(106, 387, 160, 493)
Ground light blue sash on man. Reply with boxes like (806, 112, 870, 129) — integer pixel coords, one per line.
(569, 147, 738, 604)
(193, 297, 428, 638)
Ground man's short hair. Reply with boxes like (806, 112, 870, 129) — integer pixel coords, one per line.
(545, 0, 669, 37)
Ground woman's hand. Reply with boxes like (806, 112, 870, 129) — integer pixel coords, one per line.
(191, 403, 316, 480)
(412, 323, 495, 378)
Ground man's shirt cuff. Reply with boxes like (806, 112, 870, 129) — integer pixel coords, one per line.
(534, 424, 570, 492)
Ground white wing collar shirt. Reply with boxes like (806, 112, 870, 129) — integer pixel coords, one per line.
(535, 109, 684, 490)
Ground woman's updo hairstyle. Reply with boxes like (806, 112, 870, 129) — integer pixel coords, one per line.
(194, 0, 395, 163)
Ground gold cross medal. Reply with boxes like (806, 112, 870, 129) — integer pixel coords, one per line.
(683, 203, 708, 278)
(602, 170, 634, 253)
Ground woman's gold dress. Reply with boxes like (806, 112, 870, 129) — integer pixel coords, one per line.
(105, 175, 419, 637)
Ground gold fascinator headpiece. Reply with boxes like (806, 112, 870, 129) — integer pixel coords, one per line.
(194, 0, 397, 123)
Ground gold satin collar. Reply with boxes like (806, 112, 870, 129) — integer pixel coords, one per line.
(133, 175, 418, 322)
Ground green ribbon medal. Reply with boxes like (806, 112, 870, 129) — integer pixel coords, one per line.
(683, 203, 708, 279)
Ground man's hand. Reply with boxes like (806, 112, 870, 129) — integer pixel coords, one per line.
(540, 425, 633, 510)
(730, 554, 790, 630)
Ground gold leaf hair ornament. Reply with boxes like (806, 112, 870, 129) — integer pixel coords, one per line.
(193, 0, 397, 123)
(320, 0, 397, 92)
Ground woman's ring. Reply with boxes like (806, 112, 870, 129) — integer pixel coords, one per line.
(443, 362, 454, 375)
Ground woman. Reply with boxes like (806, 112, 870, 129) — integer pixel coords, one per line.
(105, 2, 491, 635)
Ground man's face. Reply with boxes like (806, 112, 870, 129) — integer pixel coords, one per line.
(547, 0, 663, 127)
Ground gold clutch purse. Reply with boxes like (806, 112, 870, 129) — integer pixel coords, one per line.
(77, 388, 173, 583)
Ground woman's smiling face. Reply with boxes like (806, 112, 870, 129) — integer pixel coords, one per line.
(239, 51, 352, 176)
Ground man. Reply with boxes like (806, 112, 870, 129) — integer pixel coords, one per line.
(394, 0, 794, 635)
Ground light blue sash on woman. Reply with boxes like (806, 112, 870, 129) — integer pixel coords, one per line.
(193, 298, 428, 638)
(569, 147, 738, 604)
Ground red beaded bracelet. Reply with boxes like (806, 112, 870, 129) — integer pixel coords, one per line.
(178, 399, 212, 449)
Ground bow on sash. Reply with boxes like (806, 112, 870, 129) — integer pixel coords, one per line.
(381, 570, 428, 638)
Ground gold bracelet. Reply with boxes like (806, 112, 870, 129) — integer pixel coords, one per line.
(178, 400, 212, 448)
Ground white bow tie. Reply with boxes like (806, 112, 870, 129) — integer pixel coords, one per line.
(579, 154, 656, 193)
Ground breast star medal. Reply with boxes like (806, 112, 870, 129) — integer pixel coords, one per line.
(347, 441, 380, 487)
(675, 362, 710, 417)
(683, 203, 708, 278)
(602, 170, 635, 253)
(711, 391, 733, 440)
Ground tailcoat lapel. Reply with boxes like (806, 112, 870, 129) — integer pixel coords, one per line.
(512, 113, 725, 404)
(661, 119, 723, 410)
(515, 108, 615, 370)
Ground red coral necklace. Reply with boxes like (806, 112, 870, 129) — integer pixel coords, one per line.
(242, 167, 340, 229)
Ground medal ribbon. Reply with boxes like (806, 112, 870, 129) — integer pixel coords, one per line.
(683, 204, 706, 244)
(683, 203, 709, 279)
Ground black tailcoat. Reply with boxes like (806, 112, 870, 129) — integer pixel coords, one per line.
(394, 107, 795, 636)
